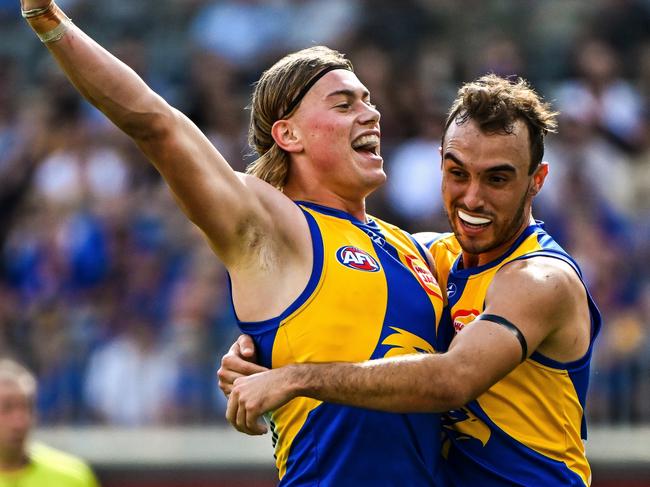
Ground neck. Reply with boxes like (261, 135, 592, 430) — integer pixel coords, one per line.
(0, 450, 29, 472)
(284, 179, 369, 223)
(461, 215, 535, 269)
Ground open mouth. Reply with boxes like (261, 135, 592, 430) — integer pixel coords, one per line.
(458, 209, 492, 229)
(352, 134, 380, 156)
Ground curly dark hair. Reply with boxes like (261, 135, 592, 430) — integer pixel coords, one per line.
(444, 74, 558, 174)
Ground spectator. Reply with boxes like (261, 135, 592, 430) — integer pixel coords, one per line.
(0, 357, 100, 486)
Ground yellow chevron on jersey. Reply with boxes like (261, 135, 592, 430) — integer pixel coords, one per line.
(425, 222, 601, 487)
(382, 326, 436, 357)
(236, 201, 444, 486)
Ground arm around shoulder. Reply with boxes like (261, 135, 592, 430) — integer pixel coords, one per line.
(287, 259, 587, 413)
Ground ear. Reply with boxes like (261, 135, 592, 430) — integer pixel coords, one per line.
(529, 161, 549, 196)
(272, 120, 303, 153)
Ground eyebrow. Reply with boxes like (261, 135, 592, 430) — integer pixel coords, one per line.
(443, 152, 517, 173)
(325, 89, 370, 100)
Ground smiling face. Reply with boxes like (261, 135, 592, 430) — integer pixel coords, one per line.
(285, 69, 384, 202)
(441, 118, 548, 267)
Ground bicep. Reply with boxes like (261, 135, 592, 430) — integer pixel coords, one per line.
(445, 317, 522, 402)
(45, 23, 305, 269)
(136, 109, 300, 266)
(481, 260, 567, 359)
(445, 261, 567, 400)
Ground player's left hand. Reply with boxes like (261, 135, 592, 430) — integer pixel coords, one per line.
(218, 334, 266, 396)
(226, 367, 296, 435)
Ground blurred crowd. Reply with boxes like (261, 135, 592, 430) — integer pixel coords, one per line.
(0, 0, 648, 426)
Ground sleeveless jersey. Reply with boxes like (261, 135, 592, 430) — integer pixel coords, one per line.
(235, 202, 445, 487)
(424, 221, 601, 487)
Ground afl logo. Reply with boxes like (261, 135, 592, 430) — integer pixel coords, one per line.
(336, 246, 381, 272)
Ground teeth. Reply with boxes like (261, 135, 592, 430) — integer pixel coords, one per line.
(458, 210, 491, 225)
(352, 134, 379, 151)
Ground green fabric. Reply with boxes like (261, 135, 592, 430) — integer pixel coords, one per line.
(0, 443, 100, 487)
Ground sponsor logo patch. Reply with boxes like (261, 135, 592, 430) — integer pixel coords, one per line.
(336, 246, 381, 272)
(404, 255, 442, 300)
(451, 308, 481, 334)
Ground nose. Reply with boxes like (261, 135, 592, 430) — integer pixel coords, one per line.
(7, 406, 32, 435)
(462, 180, 485, 210)
(11, 414, 29, 433)
(360, 102, 381, 126)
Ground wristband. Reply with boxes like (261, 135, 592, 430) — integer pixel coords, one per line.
(22, 2, 71, 44)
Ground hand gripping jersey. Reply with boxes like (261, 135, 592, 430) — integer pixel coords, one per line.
(234, 202, 445, 487)
(424, 222, 601, 487)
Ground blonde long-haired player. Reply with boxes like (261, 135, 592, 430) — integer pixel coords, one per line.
(19, 1, 447, 485)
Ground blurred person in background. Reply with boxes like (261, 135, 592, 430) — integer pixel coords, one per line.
(84, 313, 178, 426)
(0, 357, 100, 487)
(555, 37, 645, 154)
(18, 0, 448, 485)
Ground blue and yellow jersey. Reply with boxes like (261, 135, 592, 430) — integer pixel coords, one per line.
(422, 222, 601, 487)
(235, 201, 445, 487)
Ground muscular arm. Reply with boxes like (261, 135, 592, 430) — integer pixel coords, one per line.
(21, 0, 305, 269)
(228, 257, 590, 434)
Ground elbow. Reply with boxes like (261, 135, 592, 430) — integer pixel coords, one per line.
(443, 387, 474, 411)
(121, 96, 179, 142)
(435, 370, 476, 411)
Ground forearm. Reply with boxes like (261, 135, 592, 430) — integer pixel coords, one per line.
(290, 318, 531, 414)
(290, 354, 469, 413)
(28, 4, 170, 141)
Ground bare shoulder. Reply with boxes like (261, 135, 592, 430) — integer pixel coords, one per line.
(488, 256, 590, 361)
(489, 256, 585, 306)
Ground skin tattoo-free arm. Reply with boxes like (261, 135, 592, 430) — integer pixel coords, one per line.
(19, 0, 309, 275)
(226, 257, 587, 435)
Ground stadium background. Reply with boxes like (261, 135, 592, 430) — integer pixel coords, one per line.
(0, 0, 649, 485)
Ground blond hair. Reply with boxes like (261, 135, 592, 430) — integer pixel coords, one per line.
(246, 46, 353, 189)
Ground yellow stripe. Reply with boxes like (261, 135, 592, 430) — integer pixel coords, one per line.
(479, 361, 589, 484)
(272, 397, 323, 479)
(270, 208, 388, 476)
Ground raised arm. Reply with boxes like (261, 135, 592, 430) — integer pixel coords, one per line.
(227, 257, 590, 434)
(20, 0, 305, 269)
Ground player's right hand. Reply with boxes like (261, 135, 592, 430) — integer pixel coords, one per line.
(218, 334, 267, 396)
(227, 366, 297, 435)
